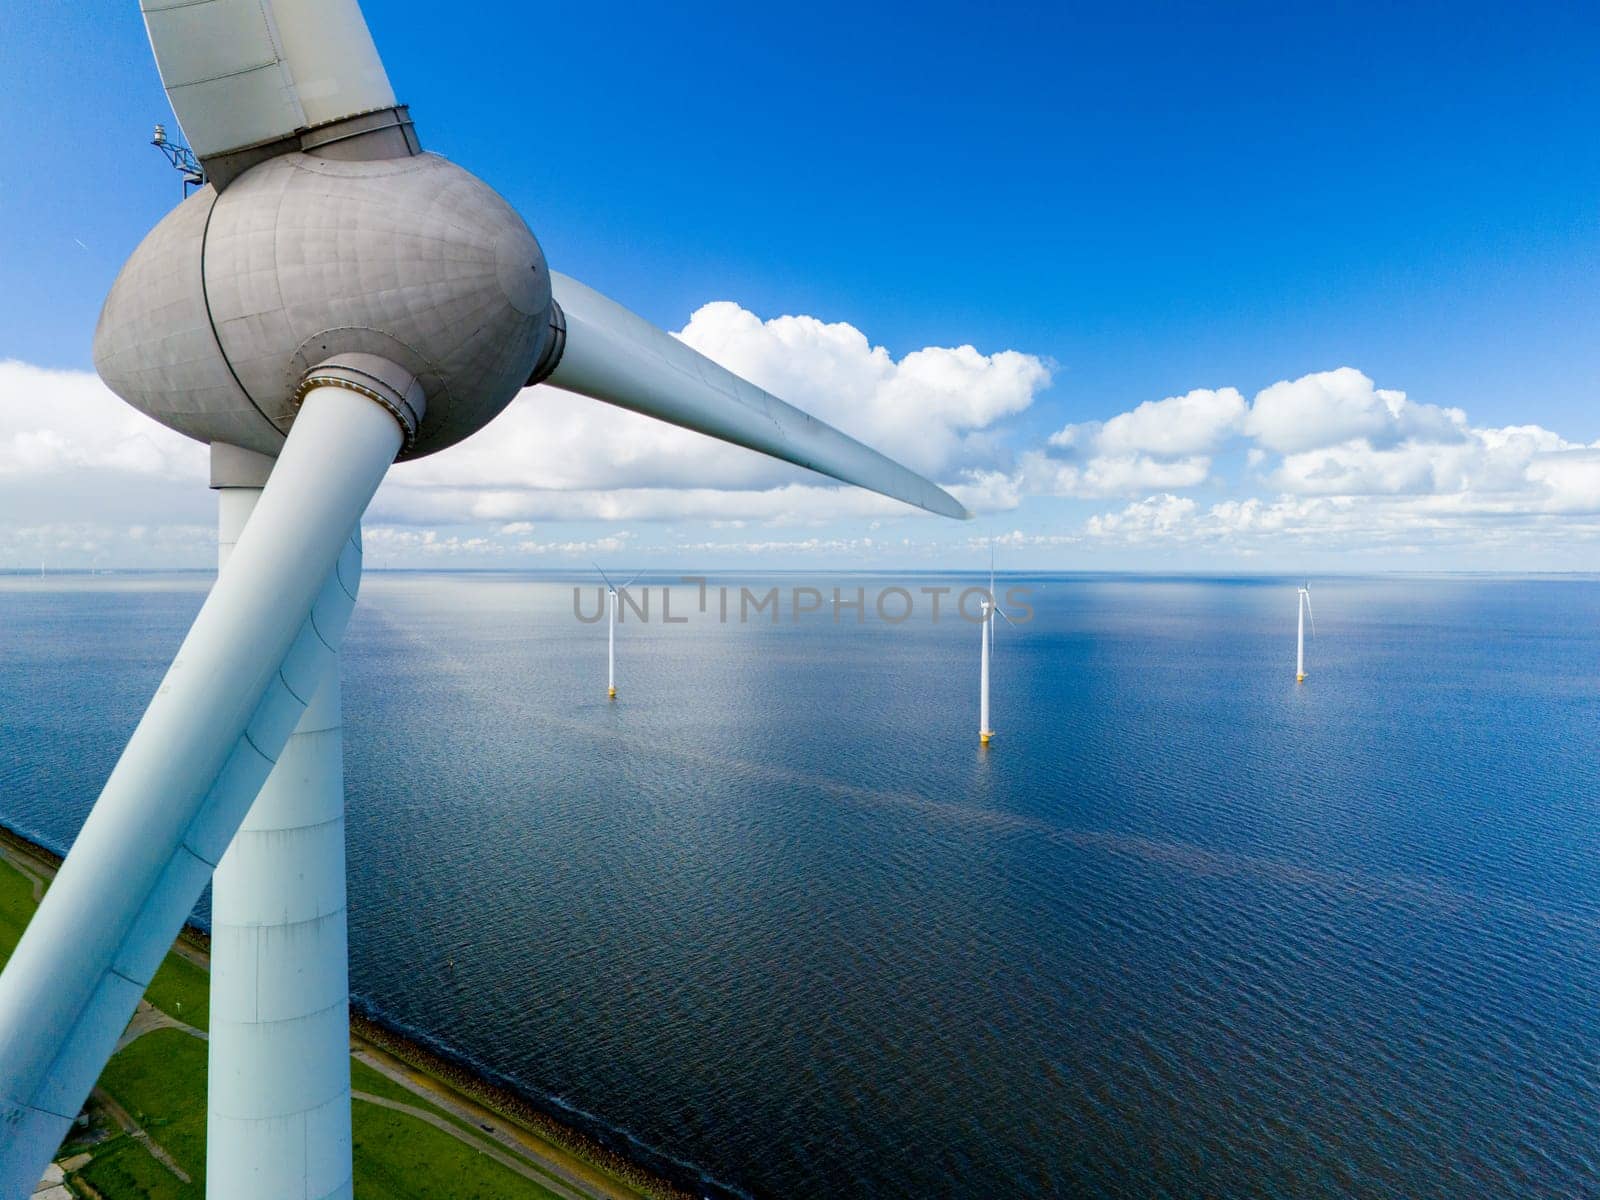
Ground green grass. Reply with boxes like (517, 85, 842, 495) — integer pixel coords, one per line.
(88, 1033, 565, 1200)
(97, 1028, 208, 1182)
(0, 853, 39, 968)
(353, 1101, 565, 1200)
(90, 1031, 567, 1200)
(351, 1057, 475, 1130)
(350, 1059, 588, 1197)
(350, 1057, 517, 1145)
(77, 1135, 202, 1200)
(352, 1056, 436, 1110)
(142, 950, 210, 1031)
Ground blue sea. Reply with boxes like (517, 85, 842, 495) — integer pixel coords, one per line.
(2, 572, 1599, 1198)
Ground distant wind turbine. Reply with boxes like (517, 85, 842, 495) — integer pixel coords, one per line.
(980, 551, 1017, 746)
(1296, 582, 1316, 683)
(595, 565, 641, 700)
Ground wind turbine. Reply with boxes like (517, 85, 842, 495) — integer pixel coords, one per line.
(1296, 581, 1316, 683)
(979, 550, 1016, 746)
(0, 3, 968, 1194)
(594, 565, 641, 700)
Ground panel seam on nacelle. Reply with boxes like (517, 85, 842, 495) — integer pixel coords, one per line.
(198, 188, 283, 443)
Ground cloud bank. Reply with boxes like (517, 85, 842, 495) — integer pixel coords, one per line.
(1, 319, 1596, 567)
(1014, 367, 1599, 556)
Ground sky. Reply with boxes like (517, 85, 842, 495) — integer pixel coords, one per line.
(1, 1, 1598, 571)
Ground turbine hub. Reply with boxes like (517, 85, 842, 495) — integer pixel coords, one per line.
(93, 152, 561, 459)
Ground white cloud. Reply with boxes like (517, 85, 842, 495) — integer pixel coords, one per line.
(1019, 449, 1211, 497)
(1526, 447, 1600, 512)
(1085, 494, 1198, 541)
(947, 469, 1023, 514)
(6, 342, 1599, 569)
(0, 521, 213, 566)
(1264, 421, 1596, 507)
(362, 526, 636, 560)
(368, 481, 917, 527)
(1028, 386, 1238, 499)
(0, 361, 213, 565)
(0, 360, 204, 482)
(667, 535, 886, 556)
(675, 302, 1050, 477)
(362, 528, 497, 557)
(1243, 367, 1466, 454)
(1008, 368, 1599, 559)
(1020, 366, 1600, 562)
(1053, 387, 1246, 457)
(973, 529, 1080, 549)
(513, 534, 635, 556)
(1080, 485, 1600, 557)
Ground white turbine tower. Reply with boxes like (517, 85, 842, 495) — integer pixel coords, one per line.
(979, 588, 994, 745)
(595, 566, 640, 700)
(979, 551, 1016, 746)
(1296, 582, 1316, 683)
(0, 3, 968, 1193)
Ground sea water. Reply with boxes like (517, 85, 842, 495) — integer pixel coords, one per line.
(1, 572, 1598, 1198)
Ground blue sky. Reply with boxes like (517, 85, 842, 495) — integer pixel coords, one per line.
(1, 2, 1598, 569)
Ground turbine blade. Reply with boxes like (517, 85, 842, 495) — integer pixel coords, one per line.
(1306, 590, 1316, 637)
(620, 572, 643, 590)
(141, 0, 398, 166)
(592, 561, 616, 591)
(996, 607, 1018, 627)
(545, 273, 970, 520)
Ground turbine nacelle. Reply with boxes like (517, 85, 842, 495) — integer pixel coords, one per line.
(93, 149, 560, 460)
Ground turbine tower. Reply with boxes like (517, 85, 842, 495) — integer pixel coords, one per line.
(595, 566, 640, 700)
(0, 3, 968, 1193)
(979, 551, 1016, 746)
(1296, 582, 1315, 683)
(980, 588, 994, 745)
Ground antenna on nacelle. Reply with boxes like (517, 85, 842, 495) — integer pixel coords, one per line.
(150, 123, 206, 196)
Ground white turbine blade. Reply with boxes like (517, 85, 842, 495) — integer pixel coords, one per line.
(996, 606, 1018, 627)
(0, 386, 402, 1190)
(592, 561, 617, 591)
(620, 571, 643, 590)
(141, 0, 396, 162)
(546, 273, 970, 521)
(1305, 588, 1316, 637)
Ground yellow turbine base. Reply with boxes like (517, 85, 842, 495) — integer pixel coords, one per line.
(608, 686, 617, 699)
(1296, 673, 1306, 683)
(980, 730, 994, 745)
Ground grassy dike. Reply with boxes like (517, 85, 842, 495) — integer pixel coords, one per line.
(0, 828, 687, 1200)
